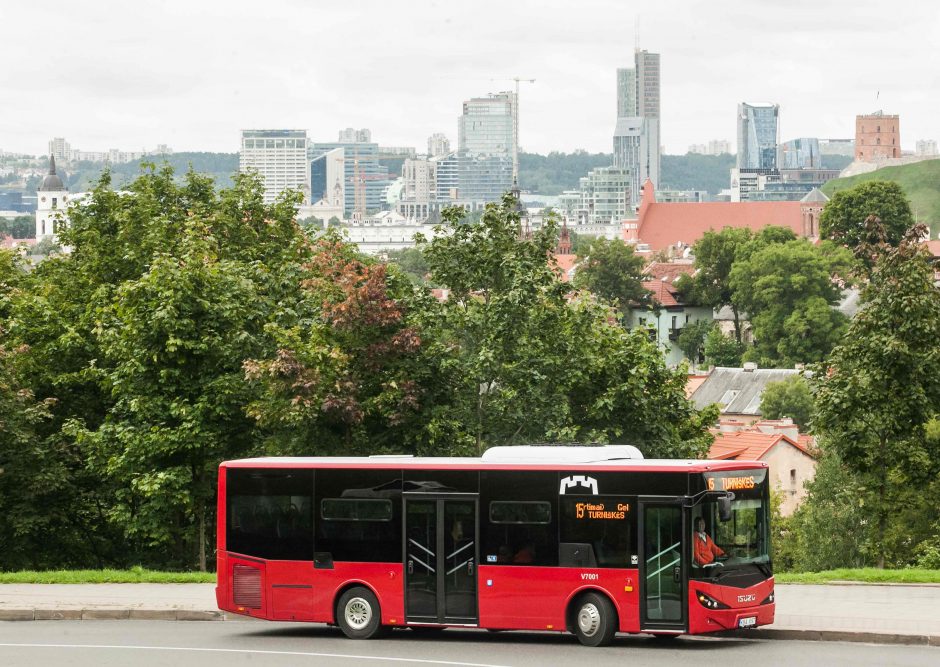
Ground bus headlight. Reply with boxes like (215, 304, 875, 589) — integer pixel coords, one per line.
(696, 592, 729, 610)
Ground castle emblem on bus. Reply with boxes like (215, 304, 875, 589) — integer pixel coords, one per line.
(559, 475, 599, 495)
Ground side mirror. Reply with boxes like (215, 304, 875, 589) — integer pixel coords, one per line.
(718, 493, 734, 522)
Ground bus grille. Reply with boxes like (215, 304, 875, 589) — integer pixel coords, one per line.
(233, 565, 262, 609)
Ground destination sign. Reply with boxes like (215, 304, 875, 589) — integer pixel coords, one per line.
(574, 502, 629, 520)
(704, 468, 768, 492)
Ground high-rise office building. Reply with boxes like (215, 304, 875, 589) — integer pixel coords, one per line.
(239, 129, 310, 204)
(737, 103, 780, 170)
(578, 166, 632, 225)
(613, 50, 660, 206)
(456, 92, 515, 204)
(780, 137, 821, 169)
(310, 147, 345, 208)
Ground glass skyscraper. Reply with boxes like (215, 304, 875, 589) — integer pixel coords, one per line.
(737, 103, 780, 170)
(613, 50, 660, 206)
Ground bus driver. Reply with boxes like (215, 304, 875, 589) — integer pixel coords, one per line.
(693, 517, 726, 566)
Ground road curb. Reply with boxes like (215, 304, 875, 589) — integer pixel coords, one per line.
(719, 627, 940, 646)
(0, 609, 225, 622)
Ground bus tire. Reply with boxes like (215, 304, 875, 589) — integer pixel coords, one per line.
(572, 592, 617, 647)
(336, 587, 384, 639)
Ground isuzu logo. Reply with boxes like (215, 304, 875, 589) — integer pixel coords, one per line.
(737, 594, 756, 603)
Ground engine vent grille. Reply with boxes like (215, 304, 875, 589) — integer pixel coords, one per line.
(233, 564, 262, 609)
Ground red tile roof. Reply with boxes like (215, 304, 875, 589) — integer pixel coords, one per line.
(624, 179, 806, 251)
(708, 429, 815, 461)
(644, 261, 695, 283)
(925, 240, 940, 258)
(642, 279, 681, 307)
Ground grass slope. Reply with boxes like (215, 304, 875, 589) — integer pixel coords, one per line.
(776, 568, 940, 584)
(0, 568, 216, 584)
(822, 159, 940, 237)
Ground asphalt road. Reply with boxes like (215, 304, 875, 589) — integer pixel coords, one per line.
(0, 620, 937, 667)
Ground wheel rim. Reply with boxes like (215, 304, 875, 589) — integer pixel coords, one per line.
(345, 597, 372, 630)
(577, 602, 601, 637)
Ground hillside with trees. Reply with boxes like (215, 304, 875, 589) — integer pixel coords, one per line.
(822, 159, 940, 237)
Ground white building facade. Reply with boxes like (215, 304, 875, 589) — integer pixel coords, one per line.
(239, 129, 310, 205)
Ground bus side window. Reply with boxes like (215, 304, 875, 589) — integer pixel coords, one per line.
(559, 496, 634, 568)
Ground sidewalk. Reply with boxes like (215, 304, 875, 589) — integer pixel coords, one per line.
(1, 582, 938, 645)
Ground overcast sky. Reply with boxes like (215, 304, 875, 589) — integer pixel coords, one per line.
(1, 0, 937, 157)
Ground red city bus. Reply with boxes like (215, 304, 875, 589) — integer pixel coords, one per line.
(216, 446, 774, 646)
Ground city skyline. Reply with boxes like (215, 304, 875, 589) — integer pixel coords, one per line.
(1, 1, 938, 156)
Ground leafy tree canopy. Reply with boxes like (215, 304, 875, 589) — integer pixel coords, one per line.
(812, 223, 940, 567)
(819, 180, 914, 252)
(573, 237, 649, 313)
(759, 375, 813, 429)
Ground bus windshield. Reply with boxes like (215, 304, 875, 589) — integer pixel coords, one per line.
(692, 469, 771, 583)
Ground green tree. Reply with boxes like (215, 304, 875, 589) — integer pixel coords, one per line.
(5, 166, 307, 571)
(384, 247, 431, 285)
(812, 224, 940, 568)
(759, 375, 813, 429)
(730, 239, 849, 366)
(244, 231, 428, 457)
(675, 318, 712, 367)
(678, 227, 754, 342)
(819, 180, 914, 252)
(703, 326, 744, 367)
(573, 237, 648, 314)
(417, 194, 716, 458)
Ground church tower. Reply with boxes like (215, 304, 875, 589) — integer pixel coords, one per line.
(35, 155, 69, 239)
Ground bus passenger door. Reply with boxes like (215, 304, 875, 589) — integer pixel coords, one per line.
(404, 495, 478, 625)
(638, 500, 687, 632)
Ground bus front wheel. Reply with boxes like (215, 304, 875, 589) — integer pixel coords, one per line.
(336, 587, 384, 639)
(572, 593, 617, 647)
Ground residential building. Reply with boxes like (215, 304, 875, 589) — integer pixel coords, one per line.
(428, 133, 451, 158)
(614, 49, 661, 204)
(397, 158, 438, 221)
(48, 137, 70, 164)
(688, 140, 730, 156)
(737, 102, 779, 170)
(239, 129, 310, 205)
(709, 419, 816, 516)
(627, 266, 712, 367)
(855, 111, 900, 161)
(915, 139, 938, 156)
(623, 179, 823, 252)
(690, 365, 799, 424)
(578, 166, 632, 225)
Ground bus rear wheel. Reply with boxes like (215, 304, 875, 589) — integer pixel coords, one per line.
(572, 592, 617, 647)
(336, 587, 384, 639)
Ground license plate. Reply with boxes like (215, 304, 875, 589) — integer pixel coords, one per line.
(738, 616, 757, 628)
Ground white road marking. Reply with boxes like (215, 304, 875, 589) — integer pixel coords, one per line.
(0, 643, 513, 667)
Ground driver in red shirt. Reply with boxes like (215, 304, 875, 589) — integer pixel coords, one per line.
(693, 517, 726, 566)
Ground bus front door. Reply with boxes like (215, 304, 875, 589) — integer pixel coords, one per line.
(404, 495, 478, 625)
(638, 500, 687, 633)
